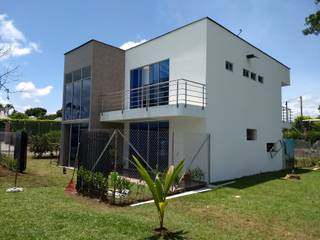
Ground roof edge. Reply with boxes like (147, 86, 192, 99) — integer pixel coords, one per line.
(64, 39, 124, 55)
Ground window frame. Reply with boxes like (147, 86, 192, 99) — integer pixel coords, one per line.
(250, 72, 256, 81)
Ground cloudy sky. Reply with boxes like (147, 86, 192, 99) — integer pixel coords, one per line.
(1, 0, 319, 116)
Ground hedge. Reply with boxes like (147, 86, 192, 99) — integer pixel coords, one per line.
(0, 119, 61, 136)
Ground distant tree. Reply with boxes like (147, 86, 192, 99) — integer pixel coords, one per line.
(10, 110, 29, 120)
(303, 0, 320, 36)
(0, 103, 4, 115)
(4, 104, 14, 117)
(56, 109, 62, 118)
(292, 116, 312, 132)
(25, 107, 47, 118)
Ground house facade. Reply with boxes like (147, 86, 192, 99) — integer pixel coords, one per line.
(61, 17, 290, 183)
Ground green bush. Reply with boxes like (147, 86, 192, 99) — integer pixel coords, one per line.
(29, 131, 61, 158)
(109, 171, 132, 204)
(305, 131, 320, 144)
(0, 154, 16, 171)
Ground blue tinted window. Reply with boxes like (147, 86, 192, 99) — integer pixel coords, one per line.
(130, 59, 169, 108)
(72, 78, 81, 119)
(81, 78, 90, 118)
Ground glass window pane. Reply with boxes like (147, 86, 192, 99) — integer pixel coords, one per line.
(64, 78, 73, 120)
(81, 77, 90, 118)
(159, 60, 169, 105)
(130, 68, 142, 108)
(149, 63, 159, 106)
(72, 79, 81, 119)
(82, 66, 91, 79)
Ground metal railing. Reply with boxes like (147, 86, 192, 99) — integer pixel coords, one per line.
(282, 106, 292, 123)
(100, 79, 207, 112)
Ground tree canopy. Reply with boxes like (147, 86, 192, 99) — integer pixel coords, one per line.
(303, 0, 320, 35)
(25, 107, 47, 118)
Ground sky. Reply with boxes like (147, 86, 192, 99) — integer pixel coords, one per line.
(0, 0, 319, 116)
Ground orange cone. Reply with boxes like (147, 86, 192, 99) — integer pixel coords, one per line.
(65, 179, 77, 193)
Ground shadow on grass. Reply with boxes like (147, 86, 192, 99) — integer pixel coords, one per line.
(214, 168, 312, 189)
(145, 230, 189, 240)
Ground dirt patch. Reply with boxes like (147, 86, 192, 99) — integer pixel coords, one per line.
(190, 206, 314, 240)
(0, 166, 15, 177)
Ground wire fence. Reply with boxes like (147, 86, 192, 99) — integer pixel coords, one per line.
(0, 131, 28, 173)
(76, 129, 209, 205)
(284, 138, 320, 168)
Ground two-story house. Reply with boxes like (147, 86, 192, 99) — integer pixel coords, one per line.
(60, 17, 290, 183)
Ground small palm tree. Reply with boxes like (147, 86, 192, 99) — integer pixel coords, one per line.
(131, 156, 184, 232)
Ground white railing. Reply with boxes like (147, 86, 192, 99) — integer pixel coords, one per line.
(100, 79, 207, 112)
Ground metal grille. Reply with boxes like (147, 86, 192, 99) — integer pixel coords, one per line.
(76, 128, 210, 205)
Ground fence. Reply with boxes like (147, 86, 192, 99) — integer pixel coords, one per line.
(285, 139, 320, 167)
(0, 131, 28, 173)
(76, 129, 209, 205)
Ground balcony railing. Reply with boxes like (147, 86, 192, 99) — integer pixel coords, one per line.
(282, 106, 292, 123)
(100, 79, 207, 113)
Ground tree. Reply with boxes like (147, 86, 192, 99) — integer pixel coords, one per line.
(4, 104, 14, 117)
(0, 48, 19, 99)
(10, 111, 29, 120)
(132, 156, 184, 234)
(303, 0, 320, 35)
(56, 109, 62, 118)
(25, 107, 47, 118)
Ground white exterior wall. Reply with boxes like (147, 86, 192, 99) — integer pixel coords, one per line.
(123, 18, 290, 183)
(205, 20, 290, 182)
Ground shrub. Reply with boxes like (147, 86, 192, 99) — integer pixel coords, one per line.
(29, 134, 50, 158)
(0, 154, 16, 171)
(29, 131, 61, 158)
(109, 171, 132, 203)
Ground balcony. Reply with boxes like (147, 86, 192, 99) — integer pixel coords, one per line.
(100, 79, 207, 122)
(282, 106, 292, 129)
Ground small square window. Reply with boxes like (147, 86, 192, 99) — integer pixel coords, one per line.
(266, 143, 275, 152)
(251, 72, 256, 81)
(246, 129, 257, 140)
(258, 75, 264, 84)
(243, 69, 249, 77)
(225, 61, 233, 71)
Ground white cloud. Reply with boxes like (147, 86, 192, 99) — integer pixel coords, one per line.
(0, 14, 40, 59)
(119, 39, 147, 50)
(284, 94, 320, 118)
(15, 81, 53, 100)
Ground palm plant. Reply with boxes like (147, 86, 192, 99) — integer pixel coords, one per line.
(131, 156, 184, 232)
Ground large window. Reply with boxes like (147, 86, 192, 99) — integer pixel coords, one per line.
(130, 59, 169, 109)
(64, 66, 91, 120)
(129, 121, 169, 171)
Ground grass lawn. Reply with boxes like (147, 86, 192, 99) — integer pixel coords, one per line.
(0, 159, 320, 240)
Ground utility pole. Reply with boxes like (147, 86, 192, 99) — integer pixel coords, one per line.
(300, 96, 303, 117)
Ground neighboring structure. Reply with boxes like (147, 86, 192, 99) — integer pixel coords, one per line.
(61, 17, 290, 182)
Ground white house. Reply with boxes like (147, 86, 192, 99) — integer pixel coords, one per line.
(61, 17, 290, 183)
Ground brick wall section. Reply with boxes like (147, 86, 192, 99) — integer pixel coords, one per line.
(90, 41, 125, 130)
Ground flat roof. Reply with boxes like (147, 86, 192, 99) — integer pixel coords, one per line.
(64, 17, 289, 69)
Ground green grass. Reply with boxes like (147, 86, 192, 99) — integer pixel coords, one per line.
(1, 159, 320, 239)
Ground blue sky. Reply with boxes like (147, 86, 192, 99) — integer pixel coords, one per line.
(1, 0, 319, 116)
